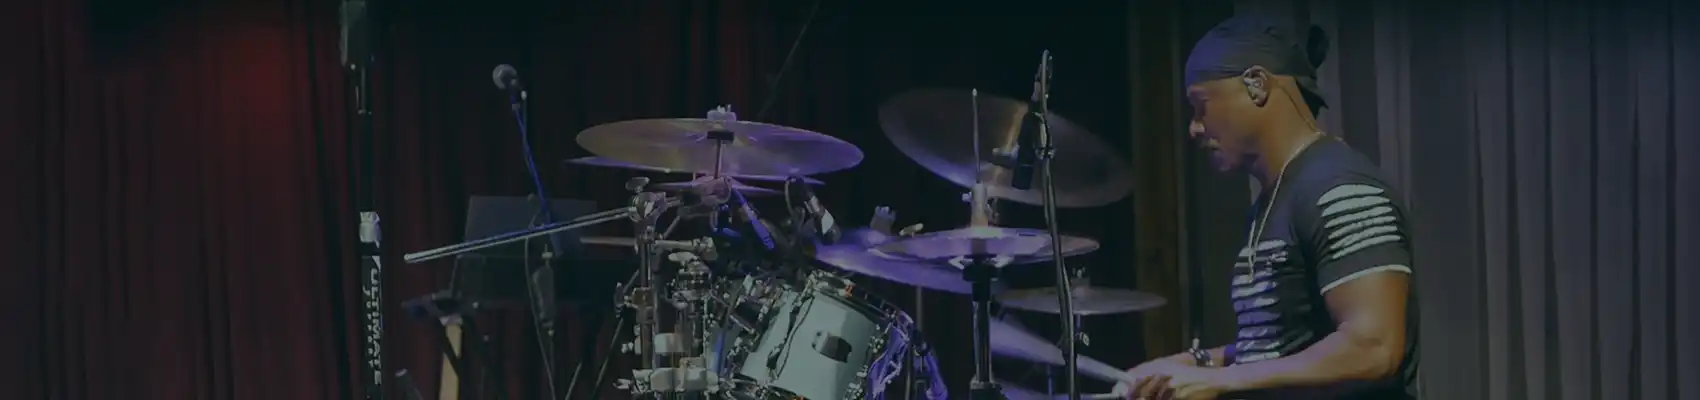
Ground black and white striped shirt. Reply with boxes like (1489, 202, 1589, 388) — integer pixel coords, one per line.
(1225, 138, 1420, 399)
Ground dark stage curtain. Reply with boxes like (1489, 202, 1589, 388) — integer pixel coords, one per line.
(1155, 1, 1700, 399)
(2, 0, 1149, 398)
(0, 0, 357, 399)
(1312, 2, 1700, 398)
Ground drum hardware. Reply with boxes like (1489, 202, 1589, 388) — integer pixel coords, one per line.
(401, 194, 681, 265)
(655, 176, 781, 197)
(582, 269, 640, 399)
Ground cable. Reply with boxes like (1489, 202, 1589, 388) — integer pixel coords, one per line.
(753, 0, 825, 121)
(520, 211, 560, 399)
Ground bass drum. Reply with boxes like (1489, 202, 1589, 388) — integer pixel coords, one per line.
(711, 272, 932, 400)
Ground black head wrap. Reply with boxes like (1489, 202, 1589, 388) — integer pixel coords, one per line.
(1185, 16, 1330, 110)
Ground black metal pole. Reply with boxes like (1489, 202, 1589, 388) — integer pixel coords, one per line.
(341, 1, 382, 399)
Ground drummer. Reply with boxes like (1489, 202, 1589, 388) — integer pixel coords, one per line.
(1119, 16, 1419, 400)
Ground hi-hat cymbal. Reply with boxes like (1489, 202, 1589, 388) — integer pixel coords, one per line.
(871, 226, 1098, 265)
(990, 319, 1126, 383)
(564, 156, 824, 185)
(576, 117, 863, 177)
(878, 89, 1133, 207)
(999, 284, 1168, 315)
(652, 177, 779, 196)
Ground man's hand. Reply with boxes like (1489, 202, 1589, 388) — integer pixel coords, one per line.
(1161, 365, 1242, 400)
(1115, 357, 1188, 399)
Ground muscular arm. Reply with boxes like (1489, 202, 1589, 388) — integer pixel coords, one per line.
(1222, 273, 1409, 391)
(1160, 346, 1227, 366)
(1224, 180, 1413, 392)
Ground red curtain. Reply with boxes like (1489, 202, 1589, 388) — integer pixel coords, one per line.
(1, 0, 1142, 398)
(0, 0, 356, 398)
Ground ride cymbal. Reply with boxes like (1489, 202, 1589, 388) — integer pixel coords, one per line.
(576, 117, 862, 177)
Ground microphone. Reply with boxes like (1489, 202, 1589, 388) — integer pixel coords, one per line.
(1008, 54, 1050, 191)
(784, 177, 841, 245)
(727, 190, 778, 253)
(491, 64, 524, 105)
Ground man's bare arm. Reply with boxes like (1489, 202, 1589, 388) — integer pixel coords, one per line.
(1160, 345, 1227, 366)
(1220, 272, 1409, 391)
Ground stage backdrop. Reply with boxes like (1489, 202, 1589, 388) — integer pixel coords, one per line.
(0, 0, 1147, 398)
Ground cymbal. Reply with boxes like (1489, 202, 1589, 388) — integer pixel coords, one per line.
(815, 240, 977, 295)
(564, 156, 825, 185)
(871, 226, 1098, 265)
(878, 89, 1133, 207)
(999, 284, 1168, 315)
(990, 318, 1126, 383)
(652, 177, 779, 196)
(576, 118, 863, 178)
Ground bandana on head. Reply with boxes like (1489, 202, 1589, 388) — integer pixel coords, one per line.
(1184, 15, 1327, 109)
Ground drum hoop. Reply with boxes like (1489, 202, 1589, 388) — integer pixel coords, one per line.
(802, 271, 910, 323)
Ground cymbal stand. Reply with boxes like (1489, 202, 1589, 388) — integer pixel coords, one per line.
(1044, 313, 1087, 397)
(960, 255, 1003, 400)
(623, 180, 670, 398)
(962, 89, 1003, 399)
(1031, 50, 1081, 400)
(907, 285, 924, 400)
(623, 106, 740, 399)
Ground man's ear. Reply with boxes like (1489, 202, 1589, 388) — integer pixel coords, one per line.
(1241, 66, 1272, 107)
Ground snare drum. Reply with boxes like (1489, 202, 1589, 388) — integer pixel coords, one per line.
(716, 272, 924, 399)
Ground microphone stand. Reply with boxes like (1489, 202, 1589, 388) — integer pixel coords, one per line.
(340, 1, 383, 398)
(507, 87, 563, 400)
(1033, 50, 1081, 400)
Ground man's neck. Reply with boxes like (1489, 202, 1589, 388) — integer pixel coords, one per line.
(1248, 126, 1321, 187)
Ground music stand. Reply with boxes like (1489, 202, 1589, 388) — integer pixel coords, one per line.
(446, 195, 596, 399)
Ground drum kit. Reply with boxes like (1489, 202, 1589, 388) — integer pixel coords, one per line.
(403, 62, 1160, 400)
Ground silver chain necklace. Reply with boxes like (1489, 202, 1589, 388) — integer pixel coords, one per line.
(1240, 133, 1325, 273)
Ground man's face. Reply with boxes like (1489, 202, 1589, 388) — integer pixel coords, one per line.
(1186, 77, 1265, 172)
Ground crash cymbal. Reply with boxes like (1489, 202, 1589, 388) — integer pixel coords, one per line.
(576, 115, 862, 177)
(878, 89, 1133, 207)
(871, 226, 1098, 265)
(652, 177, 779, 196)
(999, 284, 1167, 315)
(990, 318, 1126, 383)
(564, 156, 825, 185)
